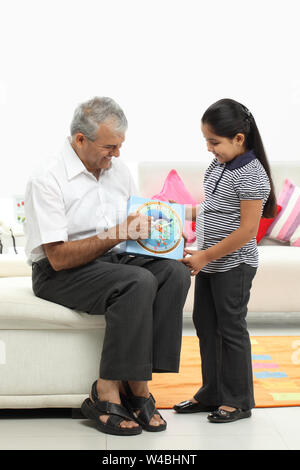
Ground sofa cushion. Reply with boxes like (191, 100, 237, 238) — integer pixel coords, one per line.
(0, 254, 32, 277)
(266, 178, 300, 244)
(256, 205, 282, 243)
(291, 222, 300, 247)
(250, 246, 300, 312)
(151, 169, 203, 244)
(0, 277, 106, 330)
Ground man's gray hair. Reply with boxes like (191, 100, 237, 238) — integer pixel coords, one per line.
(70, 97, 128, 140)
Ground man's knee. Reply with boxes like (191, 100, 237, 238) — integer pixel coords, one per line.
(131, 267, 158, 295)
(164, 260, 191, 289)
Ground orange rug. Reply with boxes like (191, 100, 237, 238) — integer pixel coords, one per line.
(151, 336, 300, 409)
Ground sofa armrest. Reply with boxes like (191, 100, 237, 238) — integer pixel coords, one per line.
(0, 254, 32, 277)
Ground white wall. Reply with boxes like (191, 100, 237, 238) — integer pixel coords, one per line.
(1, 0, 300, 203)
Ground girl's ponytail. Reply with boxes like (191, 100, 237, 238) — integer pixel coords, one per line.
(202, 99, 277, 218)
(247, 116, 277, 218)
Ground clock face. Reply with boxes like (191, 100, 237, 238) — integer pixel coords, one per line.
(135, 201, 183, 254)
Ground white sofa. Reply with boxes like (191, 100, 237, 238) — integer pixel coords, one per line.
(0, 160, 300, 410)
(0, 255, 106, 410)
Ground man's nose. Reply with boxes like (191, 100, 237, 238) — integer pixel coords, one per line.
(111, 146, 120, 157)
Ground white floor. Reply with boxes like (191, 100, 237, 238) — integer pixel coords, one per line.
(1, 314, 300, 451)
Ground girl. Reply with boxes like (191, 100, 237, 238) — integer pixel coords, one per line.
(174, 98, 276, 423)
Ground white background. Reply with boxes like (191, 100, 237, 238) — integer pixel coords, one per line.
(0, 0, 300, 207)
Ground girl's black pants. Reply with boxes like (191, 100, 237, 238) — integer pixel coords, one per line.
(193, 263, 257, 410)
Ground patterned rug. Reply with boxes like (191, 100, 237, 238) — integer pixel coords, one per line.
(151, 336, 300, 409)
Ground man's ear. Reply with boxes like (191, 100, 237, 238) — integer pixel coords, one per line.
(74, 133, 87, 147)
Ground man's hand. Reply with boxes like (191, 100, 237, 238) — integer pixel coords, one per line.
(178, 248, 209, 276)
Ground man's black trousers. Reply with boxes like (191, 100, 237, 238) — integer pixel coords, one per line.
(32, 252, 191, 381)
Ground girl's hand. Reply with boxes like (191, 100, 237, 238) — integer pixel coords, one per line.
(182, 232, 188, 250)
(168, 200, 188, 249)
(179, 249, 209, 276)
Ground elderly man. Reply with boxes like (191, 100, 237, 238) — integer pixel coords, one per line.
(24, 97, 190, 436)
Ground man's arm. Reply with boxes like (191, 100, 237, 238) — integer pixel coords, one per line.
(43, 213, 150, 271)
(43, 230, 121, 271)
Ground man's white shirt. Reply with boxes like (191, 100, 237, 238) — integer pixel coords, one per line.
(24, 138, 138, 264)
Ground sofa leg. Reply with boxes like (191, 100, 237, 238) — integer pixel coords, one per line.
(71, 408, 85, 419)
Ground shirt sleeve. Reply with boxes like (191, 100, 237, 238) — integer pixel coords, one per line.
(24, 174, 68, 255)
(232, 161, 271, 201)
(115, 159, 139, 197)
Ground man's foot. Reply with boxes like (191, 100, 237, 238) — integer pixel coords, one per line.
(120, 381, 165, 428)
(91, 379, 140, 429)
(120, 381, 167, 432)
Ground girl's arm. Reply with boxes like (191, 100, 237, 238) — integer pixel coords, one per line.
(168, 200, 201, 221)
(181, 199, 263, 275)
(185, 204, 201, 221)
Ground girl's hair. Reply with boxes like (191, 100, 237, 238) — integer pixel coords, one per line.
(201, 98, 276, 218)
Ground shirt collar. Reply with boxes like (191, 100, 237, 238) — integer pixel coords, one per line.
(226, 149, 256, 170)
(62, 138, 113, 180)
(62, 138, 89, 180)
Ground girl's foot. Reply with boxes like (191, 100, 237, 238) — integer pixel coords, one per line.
(173, 396, 218, 413)
(207, 406, 251, 423)
(218, 405, 237, 412)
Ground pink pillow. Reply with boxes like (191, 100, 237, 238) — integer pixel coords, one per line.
(266, 178, 300, 245)
(151, 169, 199, 243)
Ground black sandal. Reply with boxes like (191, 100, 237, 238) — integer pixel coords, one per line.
(80, 381, 142, 436)
(173, 399, 218, 413)
(207, 408, 251, 423)
(120, 381, 167, 432)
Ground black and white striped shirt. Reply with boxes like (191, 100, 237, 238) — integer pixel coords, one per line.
(196, 150, 271, 273)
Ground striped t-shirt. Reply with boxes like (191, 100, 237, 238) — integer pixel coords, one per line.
(195, 150, 271, 273)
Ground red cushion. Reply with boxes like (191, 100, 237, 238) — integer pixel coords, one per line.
(256, 205, 282, 243)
